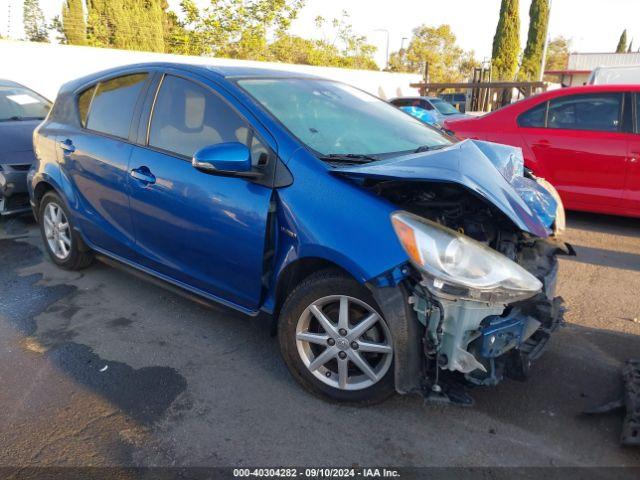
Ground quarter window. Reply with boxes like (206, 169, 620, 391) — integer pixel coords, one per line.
(547, 93, 622, 132)
(148, 75, 268, 165)
(77, 86, 95, 127)
(86, 73, 148, 139)
(518, 102, 547, 128)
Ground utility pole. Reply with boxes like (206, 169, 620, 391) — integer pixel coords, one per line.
(539, 0, 553, 81)
(374, 29, 390, 70)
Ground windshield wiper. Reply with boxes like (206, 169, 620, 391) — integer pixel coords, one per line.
(0, 116, 45, 122)
(414, 144, 448, 153)
(320, 153, 379, 164)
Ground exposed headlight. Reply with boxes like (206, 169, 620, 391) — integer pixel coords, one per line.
(391, 211, 542, 303)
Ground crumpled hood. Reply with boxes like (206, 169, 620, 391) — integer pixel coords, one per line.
(0, 120, 39, 165)
(331, 139, 557, 238)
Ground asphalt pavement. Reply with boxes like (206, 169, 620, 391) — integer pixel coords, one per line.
(1, 212, 639, 470)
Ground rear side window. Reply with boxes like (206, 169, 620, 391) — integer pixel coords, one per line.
(547, 93, 622, 132)
(77, 86, 95, 127)
(86, 73, 148, 139)
(148, 75, 249, 159)
(518, 102, 547, 128)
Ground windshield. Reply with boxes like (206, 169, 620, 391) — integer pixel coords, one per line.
(238, 78, 451, 157)
(430, 98, 460, 116)
(0, 84, 51, 122)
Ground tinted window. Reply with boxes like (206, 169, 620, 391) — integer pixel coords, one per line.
(86, 73, 147, 138)
(0, 84, 50, 121)
(149, 75, 261, 161)
(78, 86, 95, 127)
(518, 102, 547, 128)
(547, 93, 622, 132)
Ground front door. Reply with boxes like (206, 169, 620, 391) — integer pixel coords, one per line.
(127, 74, 273, 311)
(624, 92, 640, 215)
(521, 92, 628, 211)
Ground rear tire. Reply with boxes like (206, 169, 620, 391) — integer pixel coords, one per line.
(38, 191, 93, 270)
(278, 268, 395, 405)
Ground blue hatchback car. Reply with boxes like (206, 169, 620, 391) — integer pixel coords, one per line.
(30, 63, 570, 404)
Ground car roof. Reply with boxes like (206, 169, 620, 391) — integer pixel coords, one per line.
(0, 79, 24, 88)
(525, 83, 640, 103)
(390, 96, 439, 102)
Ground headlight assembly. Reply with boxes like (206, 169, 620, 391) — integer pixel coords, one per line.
(391, 211, 542, 303)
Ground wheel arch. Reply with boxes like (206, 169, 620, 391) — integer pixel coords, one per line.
(269, 256, 358, 335)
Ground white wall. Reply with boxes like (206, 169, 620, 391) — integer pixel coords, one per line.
(0, 40, 422, 101)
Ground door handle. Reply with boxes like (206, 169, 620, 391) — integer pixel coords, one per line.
(59, 139, 75, 154)
(630, 152, 640, 163)
(130, 167, 156, 185)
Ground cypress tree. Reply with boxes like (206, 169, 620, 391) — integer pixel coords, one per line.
(86, 0, 165, 52)
(519, 0, 549, 80)
(616, 29, 628, 53)
(62, 0, 87, 45)
(23, 0, 49, 42)
(492, 0, 521, 80)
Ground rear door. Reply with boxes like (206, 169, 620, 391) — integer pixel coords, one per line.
(519, 92, 628, 210)
(59, 72, 150, 259)
(127, 73, 273, 311)
(624, 92, 640, 215)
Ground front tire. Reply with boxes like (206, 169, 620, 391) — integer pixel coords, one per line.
(38, 191, 93, 270)
(278, 269, 395, 404)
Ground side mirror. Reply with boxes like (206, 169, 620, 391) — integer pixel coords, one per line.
(192, 142, 260, 178)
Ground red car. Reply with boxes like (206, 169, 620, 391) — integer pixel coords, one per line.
(444, 85, 640, 218)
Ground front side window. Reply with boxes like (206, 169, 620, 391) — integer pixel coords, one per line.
(86, 73, 148, 139)
(547, 93, 622, 132)
(148, 75, 266, 163)
(238, 79, 451, 157)
(0, 83, 50, 122)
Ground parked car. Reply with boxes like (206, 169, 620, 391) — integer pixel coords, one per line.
(389, 96, 467, 127)
(439, 92, 467, 113)
(30, 63, 569, 404)
(0, 79, 51, 215)
(588, 65, 640, 85)
(444, 84, 640, 218)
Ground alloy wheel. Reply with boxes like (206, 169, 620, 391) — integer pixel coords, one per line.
(43, 202, 71, 260)
(295, 295, 393, 391)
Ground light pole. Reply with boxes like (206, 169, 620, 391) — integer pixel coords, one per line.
(539, 0, 553, 82)
(374, 28, 390, 70)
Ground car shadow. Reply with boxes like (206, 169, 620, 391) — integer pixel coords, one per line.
(562, 244, 640, 272)
(566, 210, 640, 237)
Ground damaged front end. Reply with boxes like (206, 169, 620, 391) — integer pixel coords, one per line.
(338, 140, 573, 401)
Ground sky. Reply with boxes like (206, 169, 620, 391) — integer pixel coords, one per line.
(1, 0, 639, 69)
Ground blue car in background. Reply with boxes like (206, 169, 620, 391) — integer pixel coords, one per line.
(390, 96, 467, 128)
(29, 63, 569, 404)
(0, 79, 51, 215)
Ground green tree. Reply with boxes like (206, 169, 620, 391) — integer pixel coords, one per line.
(62, 0, 86, 45)
(23, 0, 49, 42)
(542, 35, 570, 80)
(492, 0, 520, 80)
(178, 0, 305, 59)
(388, 24, 478, 82)
(519, 0, 549, 80)
(86, 0, 165, 52)
(616, 29, 628, 53)
(628, 39, 634, 53)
